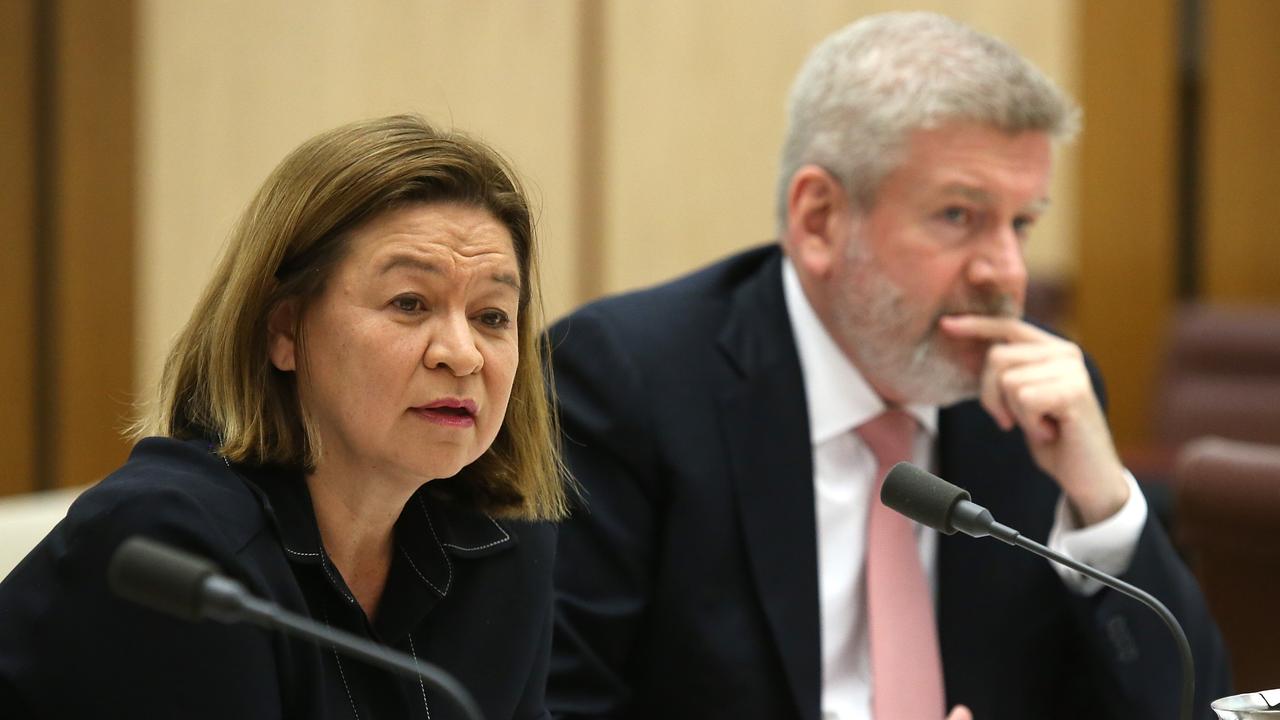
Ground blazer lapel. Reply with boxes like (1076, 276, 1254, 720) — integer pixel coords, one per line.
(934, 402, 1054, 711)
(716, 249, 822, 720)
(935, 403, 1003, 709)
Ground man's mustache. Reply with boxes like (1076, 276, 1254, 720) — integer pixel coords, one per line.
(942, 292, 1020, 319)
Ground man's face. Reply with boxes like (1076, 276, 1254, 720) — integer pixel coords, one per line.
(826, 122, 1053, 405)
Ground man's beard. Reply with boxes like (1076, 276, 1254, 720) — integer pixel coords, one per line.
(830, 242, 1021, 407)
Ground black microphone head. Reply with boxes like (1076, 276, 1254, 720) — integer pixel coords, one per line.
(880, 462, 971, 535)
(108, 536, 219, 621)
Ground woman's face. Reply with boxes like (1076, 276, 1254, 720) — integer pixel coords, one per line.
(268, 202, 521, 487)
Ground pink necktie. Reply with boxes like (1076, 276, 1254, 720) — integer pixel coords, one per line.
(858, 410, 946, 720)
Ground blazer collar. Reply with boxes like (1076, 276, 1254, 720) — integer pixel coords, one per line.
(235, 461, 516, 595)
(716, 245, 823, 720)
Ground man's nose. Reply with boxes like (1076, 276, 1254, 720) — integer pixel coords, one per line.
(423, 313, 483, 376)
(967, 226, 1027, 292)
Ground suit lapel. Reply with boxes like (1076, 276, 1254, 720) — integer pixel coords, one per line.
(716, 249, 822, 720)
(935, 403, 1002, 708)
(935, 403, 1057, 713)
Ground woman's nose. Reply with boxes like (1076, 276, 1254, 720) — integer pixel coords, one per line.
(423, 313, 483, 376)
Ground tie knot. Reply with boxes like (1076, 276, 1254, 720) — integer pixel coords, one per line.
(855, 409, 918, 473)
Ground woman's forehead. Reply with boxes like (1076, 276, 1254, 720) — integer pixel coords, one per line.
(347, 203, 519, 277)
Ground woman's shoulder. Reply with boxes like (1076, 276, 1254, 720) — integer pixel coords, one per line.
(66, 436, 270, 558)
(0, 437, 290, 719)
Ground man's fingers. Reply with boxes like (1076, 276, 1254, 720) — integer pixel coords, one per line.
(946, 704, 974, 720)
(979, 349, 1072, 430)
(988, 358, 1085, 441)
(940, 313, 1049, 343)
(985, 341, 1070, 378)
(971, 324, 1086, 435)
(1007, 382, 1067, 444)
(998, 359, 1078, 398)
(978, 355, 1015, 431)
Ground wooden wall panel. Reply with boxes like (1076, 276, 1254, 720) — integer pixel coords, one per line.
(0, 0, 36, 495)
(1077, 0, 1179, 448)
(597, 1, 1081, 298)
(1200, 0, 1280, 304)
(51, 0, 136, 487)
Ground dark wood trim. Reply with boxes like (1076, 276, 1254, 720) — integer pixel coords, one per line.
(0, 0, 37, 496)
(1200, 0, 1280, 303)
(1077, 0, 1180, 449)
(48, 0, 137, 488)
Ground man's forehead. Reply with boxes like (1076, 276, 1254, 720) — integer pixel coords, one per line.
(878, 125, 1053, 196)
(936, 183, 1052, 212)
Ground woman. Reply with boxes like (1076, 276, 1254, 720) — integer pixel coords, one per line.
(0, 115, 568, 719)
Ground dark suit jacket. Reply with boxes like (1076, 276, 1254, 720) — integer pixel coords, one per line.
(546, 245, 1229, 719)
(0, 436, 555, 720)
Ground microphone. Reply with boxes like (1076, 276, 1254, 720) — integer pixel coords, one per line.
(881, 462, 1196, 720)
(108, 536, 485, 720)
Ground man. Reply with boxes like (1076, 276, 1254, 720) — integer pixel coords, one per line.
(546, 12, 1228, 720)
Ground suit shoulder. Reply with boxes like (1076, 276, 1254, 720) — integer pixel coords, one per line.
(549, 244, 779, 351)
(561, 245, 776, 324)
(65, 437, 268, 557)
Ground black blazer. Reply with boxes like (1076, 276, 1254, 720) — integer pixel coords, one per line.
(546, 244, 1229, 719)
(0, 436, 555, 720)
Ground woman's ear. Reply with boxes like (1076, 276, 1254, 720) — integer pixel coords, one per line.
(267, 299, 299, 372)
(783, 165, 852, 280)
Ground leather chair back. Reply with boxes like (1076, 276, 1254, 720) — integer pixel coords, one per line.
(1175, 437, 1280, 692)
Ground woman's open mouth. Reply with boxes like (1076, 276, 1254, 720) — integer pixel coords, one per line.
(413, 399, 477, 427)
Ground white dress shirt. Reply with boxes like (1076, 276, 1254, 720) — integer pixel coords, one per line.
(780, 259, 1148, 720)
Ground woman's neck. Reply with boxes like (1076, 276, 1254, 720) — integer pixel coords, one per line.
(305, 463, 418, 620)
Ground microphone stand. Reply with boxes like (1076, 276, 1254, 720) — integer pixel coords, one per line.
(201, 575, 484, 720)
(978, 522, 1195, 720)
(110, 537, 485, 720)
(889, 465, 1198, 720)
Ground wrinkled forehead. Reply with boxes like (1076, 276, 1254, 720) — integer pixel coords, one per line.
(347, 202, 520, 277)
(870, 123, 1054, 205)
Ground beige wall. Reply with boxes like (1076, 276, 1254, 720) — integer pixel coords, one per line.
(597, 0, 1079, 295)
(136, 1, 1080, 389)
(137, 0, 587, 389)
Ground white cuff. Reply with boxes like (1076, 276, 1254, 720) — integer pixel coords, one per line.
(1046, 471, 1148, 596)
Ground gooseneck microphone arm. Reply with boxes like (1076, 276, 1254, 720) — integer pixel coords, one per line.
(881, 462, 1195, 720)
(108, 536, 485, 720)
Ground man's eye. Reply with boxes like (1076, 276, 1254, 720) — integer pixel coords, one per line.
(478, 309, 512, 329)
(1012, 215, 1036, 236)
(940, 207, 972, 225)
(391, 296, 424, 313)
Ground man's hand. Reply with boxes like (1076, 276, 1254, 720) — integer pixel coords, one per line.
(947, 704, 973, 720)
(940, 315, 1128, 526)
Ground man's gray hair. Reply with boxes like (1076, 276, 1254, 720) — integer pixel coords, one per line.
(776, 12, 1080, 232)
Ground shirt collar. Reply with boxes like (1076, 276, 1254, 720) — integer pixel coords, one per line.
(780, 257, 938, 445)
(234, 461, 516, 597)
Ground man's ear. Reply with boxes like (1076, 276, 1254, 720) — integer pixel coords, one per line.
(267, 299, 299, 372)
(783, 165, 851, 279)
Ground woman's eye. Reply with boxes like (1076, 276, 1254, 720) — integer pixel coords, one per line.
(477, 309, 512, 329)
(391, 296, 424, 313)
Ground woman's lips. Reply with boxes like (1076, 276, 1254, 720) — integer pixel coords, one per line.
(412, 399, 477, 427)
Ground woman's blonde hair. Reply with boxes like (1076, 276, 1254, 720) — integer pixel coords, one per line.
(135, 115, 567, 521)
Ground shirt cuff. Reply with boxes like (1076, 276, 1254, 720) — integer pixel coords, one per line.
(1046, 470, 1148, 596)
